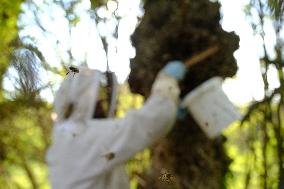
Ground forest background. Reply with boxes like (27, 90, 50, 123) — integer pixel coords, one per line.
(0, 0, 284, 188)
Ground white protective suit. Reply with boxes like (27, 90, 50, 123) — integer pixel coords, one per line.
(46, 67, 180, 189)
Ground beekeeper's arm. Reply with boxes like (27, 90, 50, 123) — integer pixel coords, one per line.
(99, 61, 186, 169)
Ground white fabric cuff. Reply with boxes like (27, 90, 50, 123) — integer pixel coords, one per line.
(151, 72, 180, 104)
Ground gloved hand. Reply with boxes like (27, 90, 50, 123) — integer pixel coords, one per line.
(151, 60, 186, 104)
(162, 60, 187, 81)
(176, 107, 188, 120)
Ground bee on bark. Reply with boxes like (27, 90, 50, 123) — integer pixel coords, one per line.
(159, 169, 175, 184)
(66, 66, 79, 77)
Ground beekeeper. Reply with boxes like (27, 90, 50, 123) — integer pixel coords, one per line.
(46, 61, 186, 189)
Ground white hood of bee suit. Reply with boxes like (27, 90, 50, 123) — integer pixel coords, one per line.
(53, 67, 118, 123)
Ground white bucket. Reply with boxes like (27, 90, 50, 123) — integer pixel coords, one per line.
(181, 77, 242, 138)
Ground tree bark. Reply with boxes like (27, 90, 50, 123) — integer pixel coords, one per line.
(128, 0, 239, 188)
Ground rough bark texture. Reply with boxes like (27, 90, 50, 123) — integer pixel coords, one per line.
(128, 0, 239, 189)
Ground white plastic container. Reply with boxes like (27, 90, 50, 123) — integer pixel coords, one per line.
(181, 77, 242, 138)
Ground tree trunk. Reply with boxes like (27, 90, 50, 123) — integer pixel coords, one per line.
(128, 0, 239, 188)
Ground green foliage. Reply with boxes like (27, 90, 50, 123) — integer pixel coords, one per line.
(10, 49, 44, 99)
(0, 47, 53, 188)
(268, 0, 284, 20)
(0, 1, 53, 186)
(0, 48, 53, 189)
(224, 106, 281, 189)
(90, 0, 108, 9)
(0, 99, 52, 189)
(0, 0, 24, 99)
(226, 0, 284, 188)
(0, 0, 53, 188)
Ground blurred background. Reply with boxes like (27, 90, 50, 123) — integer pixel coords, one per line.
(0, 0, 283, 188)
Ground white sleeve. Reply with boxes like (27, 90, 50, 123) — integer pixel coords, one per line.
(99, 95, 177, 172)
(99, 74, 180, 170)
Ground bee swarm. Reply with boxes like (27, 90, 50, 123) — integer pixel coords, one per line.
(128, 0, 239, 188)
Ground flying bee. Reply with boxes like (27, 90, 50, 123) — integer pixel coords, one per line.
(66, 66, 79, 77)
